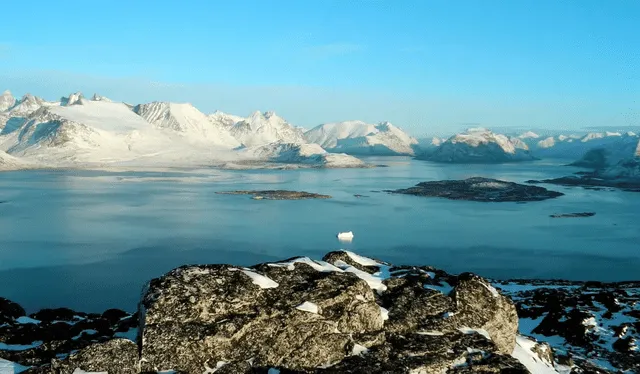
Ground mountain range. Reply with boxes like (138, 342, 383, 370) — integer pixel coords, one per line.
(0, 89, 638, 172)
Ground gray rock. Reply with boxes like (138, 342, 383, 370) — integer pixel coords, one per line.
(139, 260, 383, 372)
(50, 338, 138, 374)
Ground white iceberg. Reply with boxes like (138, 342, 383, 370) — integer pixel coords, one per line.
(337, 231, 354, 241)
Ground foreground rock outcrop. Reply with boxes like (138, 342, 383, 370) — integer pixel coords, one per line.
(388, 177, 564, 202)
(2, 251, 636, 373)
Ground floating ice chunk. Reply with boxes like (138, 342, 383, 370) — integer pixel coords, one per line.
(337, 231, 354, 241)
(342, 250, 380, 266)
(16, 316, 41, 324)
(380, 306, 389, 321)
(459, 327, 491, 340)
(352, 344, 369, 355)
(0, 358, 29, 373)
(296, 301, 319, 314)
(240, 269, 279, 289)
(511, 335, 560, 374)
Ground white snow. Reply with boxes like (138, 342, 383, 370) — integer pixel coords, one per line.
(351, 343, 369, 355)
(305, 120, 419, 156)
(459, 327, 491, 340)
(337, 232, 355, 241)
(0, 90, 16, 112)
(0, 359, 29, 374)
(241, 142, 365, 168)
(511, 335, 560, 374)
(423, 128, 535, 163)
(240, 269, 279, 289)
(295, 301, 319, 314)
(424, 281, 453, 295)
(380, 306, 389, 321)
(519, 131, 540, 139)
(231, 111, 306, 147)
(16, 316, 40, 324)
(417, 331, 445, 336)
(343, 250, 383, 266)
(481, 282, 500, 297)
(267, 257, 343, 273)
(0, 341, 44, 351)
(72, 370, 108, 374)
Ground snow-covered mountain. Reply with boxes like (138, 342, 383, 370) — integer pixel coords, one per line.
(133, 102, 240, 148)
(0, 149, 25, 170)
(230, 111, 307, 147)
(533, 131, 639, 167)
(0, 90, 369, 170)
(419, 128, 535, 163)
(241, 142, 365, 168)
(518, 131, 540, 139)
(305, 120, 419, 156)
(0, 90, 16, 112)
(208, 110, 244, 129)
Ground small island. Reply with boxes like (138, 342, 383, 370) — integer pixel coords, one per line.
(527, 176, 640, 192)
(387, 177, 564, 202)
(550, 212, 596, 218)
(216, 190, 331, 200)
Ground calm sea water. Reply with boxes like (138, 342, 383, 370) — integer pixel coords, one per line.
(1, 157, 639, 312)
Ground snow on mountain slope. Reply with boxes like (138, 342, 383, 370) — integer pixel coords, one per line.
(60, 92, 84, 106)
(91, 93, 112, 102)
(420, 128, 535, 163)
(518, 131, 540, 139)
(7, 94, 51, 115)
(305, 120, 419, 155)
(242, 142, 365, 168)
(0, 90, 16, 112)
(134, 102, 240, 148)
(533, 132, 639, 164)
(0, 149, 27, 170)
(230, 111, 306, 147)
(208, 110, 244, 129)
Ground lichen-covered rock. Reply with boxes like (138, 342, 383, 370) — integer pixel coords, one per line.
(139, 260, 384, 372)
(50, 338, 138, 374)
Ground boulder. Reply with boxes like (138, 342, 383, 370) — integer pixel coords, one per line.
(139, 261, 384, 372)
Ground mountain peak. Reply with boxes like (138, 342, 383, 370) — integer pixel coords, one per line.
(61, 92, 84, 106)
(91, 93, 112, 102)
(0, 90, 16, 111)
(264, 111, 276, 119)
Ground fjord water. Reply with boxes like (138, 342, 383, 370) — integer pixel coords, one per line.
(1, 157, 639, 312)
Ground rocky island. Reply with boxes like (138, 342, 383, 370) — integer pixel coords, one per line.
(1, 251, 637, 373)
(387, 177, 564, 202)
(549, 212, 596, 218)
(216, 190, 332, 200)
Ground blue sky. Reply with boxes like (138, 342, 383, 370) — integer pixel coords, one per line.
(0, 0, 638, 135)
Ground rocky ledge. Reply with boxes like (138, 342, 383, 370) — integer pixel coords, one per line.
(216, 190, 332, 200)
(1, 251, 637, 373)
(387, 177, 564, 202)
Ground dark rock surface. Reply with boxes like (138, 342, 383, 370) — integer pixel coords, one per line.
(2, 251, 635, 373)
(493, 279, 640, 373)
(549, 212, 596, 218)
(387, 177, 564, 202)
(216, 190, 332, 200)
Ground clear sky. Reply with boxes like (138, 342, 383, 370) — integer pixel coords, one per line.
(0, 0, 638, 135)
